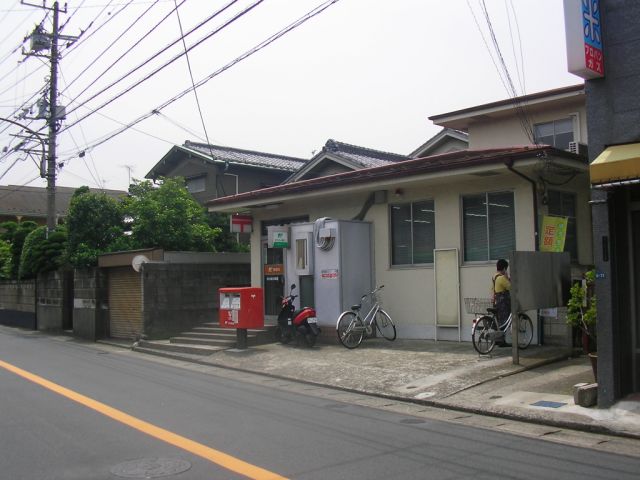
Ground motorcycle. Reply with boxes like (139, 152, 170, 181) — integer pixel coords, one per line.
(275, 284, 320, 347)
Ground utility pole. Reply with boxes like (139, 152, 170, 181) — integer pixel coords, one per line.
(21, 1, 76, 233)
(46, 1, 60, 233)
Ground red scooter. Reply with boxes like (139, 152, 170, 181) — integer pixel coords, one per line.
(275, 284, 320, 347)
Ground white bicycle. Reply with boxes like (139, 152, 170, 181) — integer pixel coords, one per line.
(336, 285, 396, 349)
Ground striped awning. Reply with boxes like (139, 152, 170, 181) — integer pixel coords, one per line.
(590, 143, 640, 187)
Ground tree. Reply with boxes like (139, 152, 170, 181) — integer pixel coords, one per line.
(0, 239, 11, 279)
(123, 178, 220, 251)
(66, 187, 125, 267)
(0, 220, 38, 279)
(19, 225, 67, 279)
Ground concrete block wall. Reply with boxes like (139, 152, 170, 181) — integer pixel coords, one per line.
(37, 270, 68, 331)
(141, 262, 250, 339)
(0, 280, 36, 328)
(73, 267, 108, 341)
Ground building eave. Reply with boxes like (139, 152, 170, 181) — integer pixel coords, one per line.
(207, 146, 586, 213)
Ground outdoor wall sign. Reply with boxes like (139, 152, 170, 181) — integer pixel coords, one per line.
(540, 215, 569, 253)
(564, 0, 604, 79)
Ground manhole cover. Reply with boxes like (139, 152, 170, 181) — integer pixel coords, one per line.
(110, 457, 191, 478)
(530, 400, 567, 409)
(399, 418, 426, 425)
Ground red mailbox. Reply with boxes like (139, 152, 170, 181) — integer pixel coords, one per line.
(219, 287, 264, 329)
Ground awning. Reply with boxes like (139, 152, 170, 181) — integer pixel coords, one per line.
(590, 143, 640, 186)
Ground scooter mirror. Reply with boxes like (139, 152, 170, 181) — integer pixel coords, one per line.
(290, 284, 296, 290)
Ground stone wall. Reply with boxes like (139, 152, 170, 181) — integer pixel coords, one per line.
(0, 280, 36, 329)
(141, 262, 250, 339)
(73, 267, 108, 341)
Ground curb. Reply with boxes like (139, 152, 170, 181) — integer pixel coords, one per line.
(127, 344, 640, 441)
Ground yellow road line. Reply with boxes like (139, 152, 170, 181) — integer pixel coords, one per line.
(0, 359, 288, 480)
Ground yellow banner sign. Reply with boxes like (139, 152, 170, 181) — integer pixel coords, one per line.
(541, 215, 569, 252)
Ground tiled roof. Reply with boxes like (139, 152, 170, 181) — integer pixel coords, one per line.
(208, 145, 587, 209)
(0, 185, 127, 218)
(322, 139, 409, 167)
(183, 141, 307, 172)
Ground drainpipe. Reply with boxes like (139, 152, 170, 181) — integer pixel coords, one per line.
(505, 159, 539, 251)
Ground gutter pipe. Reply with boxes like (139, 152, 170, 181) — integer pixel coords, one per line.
(505, 158, 539, 251)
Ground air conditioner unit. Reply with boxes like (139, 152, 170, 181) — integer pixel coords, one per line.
(567, 141, 588, 157)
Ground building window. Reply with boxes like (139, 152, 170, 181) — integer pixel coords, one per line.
(463, 192, 515, 262)
(534, 118, 574, 150)
(186, 175, 206, 193)
(546, 190, 578, 261)
(390, 200, 435, 265)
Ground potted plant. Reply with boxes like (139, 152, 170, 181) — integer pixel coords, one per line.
(566, 269, 597, 379)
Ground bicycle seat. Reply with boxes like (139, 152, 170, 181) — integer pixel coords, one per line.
(351, 304, 361, 311)
(487, 307, 498, 315)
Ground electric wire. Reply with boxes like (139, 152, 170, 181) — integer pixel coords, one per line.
(479, 0, 536, 143)
(66, 0, 342, 156)
(61, 0, 126, 58)
(508, 0, 526, 94)
(465, 0, 510, 95)
(152, 110, 207, 143)
(63, 0, 245, 123)
(172, 0, 223, 195)
(505, 0, 524, 96)
(60, 0, 181, 98)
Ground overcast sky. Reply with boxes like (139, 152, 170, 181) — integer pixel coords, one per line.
(0, 0, 581, 192)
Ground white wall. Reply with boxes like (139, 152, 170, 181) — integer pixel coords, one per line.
(468, 103, 588, 149)
(247, 167, 590, 341)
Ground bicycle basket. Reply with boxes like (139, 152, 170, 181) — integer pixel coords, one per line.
(369, 290, 382, 308)
(464, 297, 493, 314)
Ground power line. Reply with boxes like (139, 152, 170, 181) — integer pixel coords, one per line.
(477, 0, 536, 143)
(60, 0, 178, 97)
(62, 0, 246, 123)
(68, 0, 342, 156)
(172, 0, 222, 194)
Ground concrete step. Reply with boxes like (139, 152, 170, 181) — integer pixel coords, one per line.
(178, 331, 237, 340)
(136, 339, 225, 356)
(170, 336, 235, 347)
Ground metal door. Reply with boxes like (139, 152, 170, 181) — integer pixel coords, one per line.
(108, 266, 142, 339)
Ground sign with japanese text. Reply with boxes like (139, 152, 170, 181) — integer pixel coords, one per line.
(564, 0, 604, 79)
(272, 231, 288, 248)
(263, 264, 284, 275)
(541, 215, 569, 253)
(230, 214, 253, 233)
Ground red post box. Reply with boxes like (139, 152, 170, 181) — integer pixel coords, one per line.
(218, 287, 264, 329)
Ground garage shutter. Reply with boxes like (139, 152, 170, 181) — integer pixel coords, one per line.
(108, 267, 142, 339)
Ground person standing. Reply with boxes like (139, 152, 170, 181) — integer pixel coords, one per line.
(492, 259, 511, 346)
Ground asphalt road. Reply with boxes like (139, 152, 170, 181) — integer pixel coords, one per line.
(0, 327, 638, 480)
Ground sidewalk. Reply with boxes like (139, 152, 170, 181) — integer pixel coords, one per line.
(120, 336, 640, 440)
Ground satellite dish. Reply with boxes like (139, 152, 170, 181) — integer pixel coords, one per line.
(132, 255, 149, 272)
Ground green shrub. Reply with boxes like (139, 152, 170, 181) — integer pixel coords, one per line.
(19, 226, 68, 279)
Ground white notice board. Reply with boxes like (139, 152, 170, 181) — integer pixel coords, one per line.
(434, 248, 461, 341)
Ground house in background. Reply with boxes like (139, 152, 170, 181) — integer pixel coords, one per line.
(410, 128, 469, 158)
(0, 185, 126, 225)
(285, 139, 410, 183)
(145, 141, 307, 205)
(207, 85, 592, 345)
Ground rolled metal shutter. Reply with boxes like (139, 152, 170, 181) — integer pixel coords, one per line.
(108, 266, 142, 339)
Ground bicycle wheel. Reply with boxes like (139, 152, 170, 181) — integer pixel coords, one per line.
(517, 313, 534, 349)
(336, 311, 364, 349)
(472, 315, 497, 354)
(375, 309, 396, 341)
